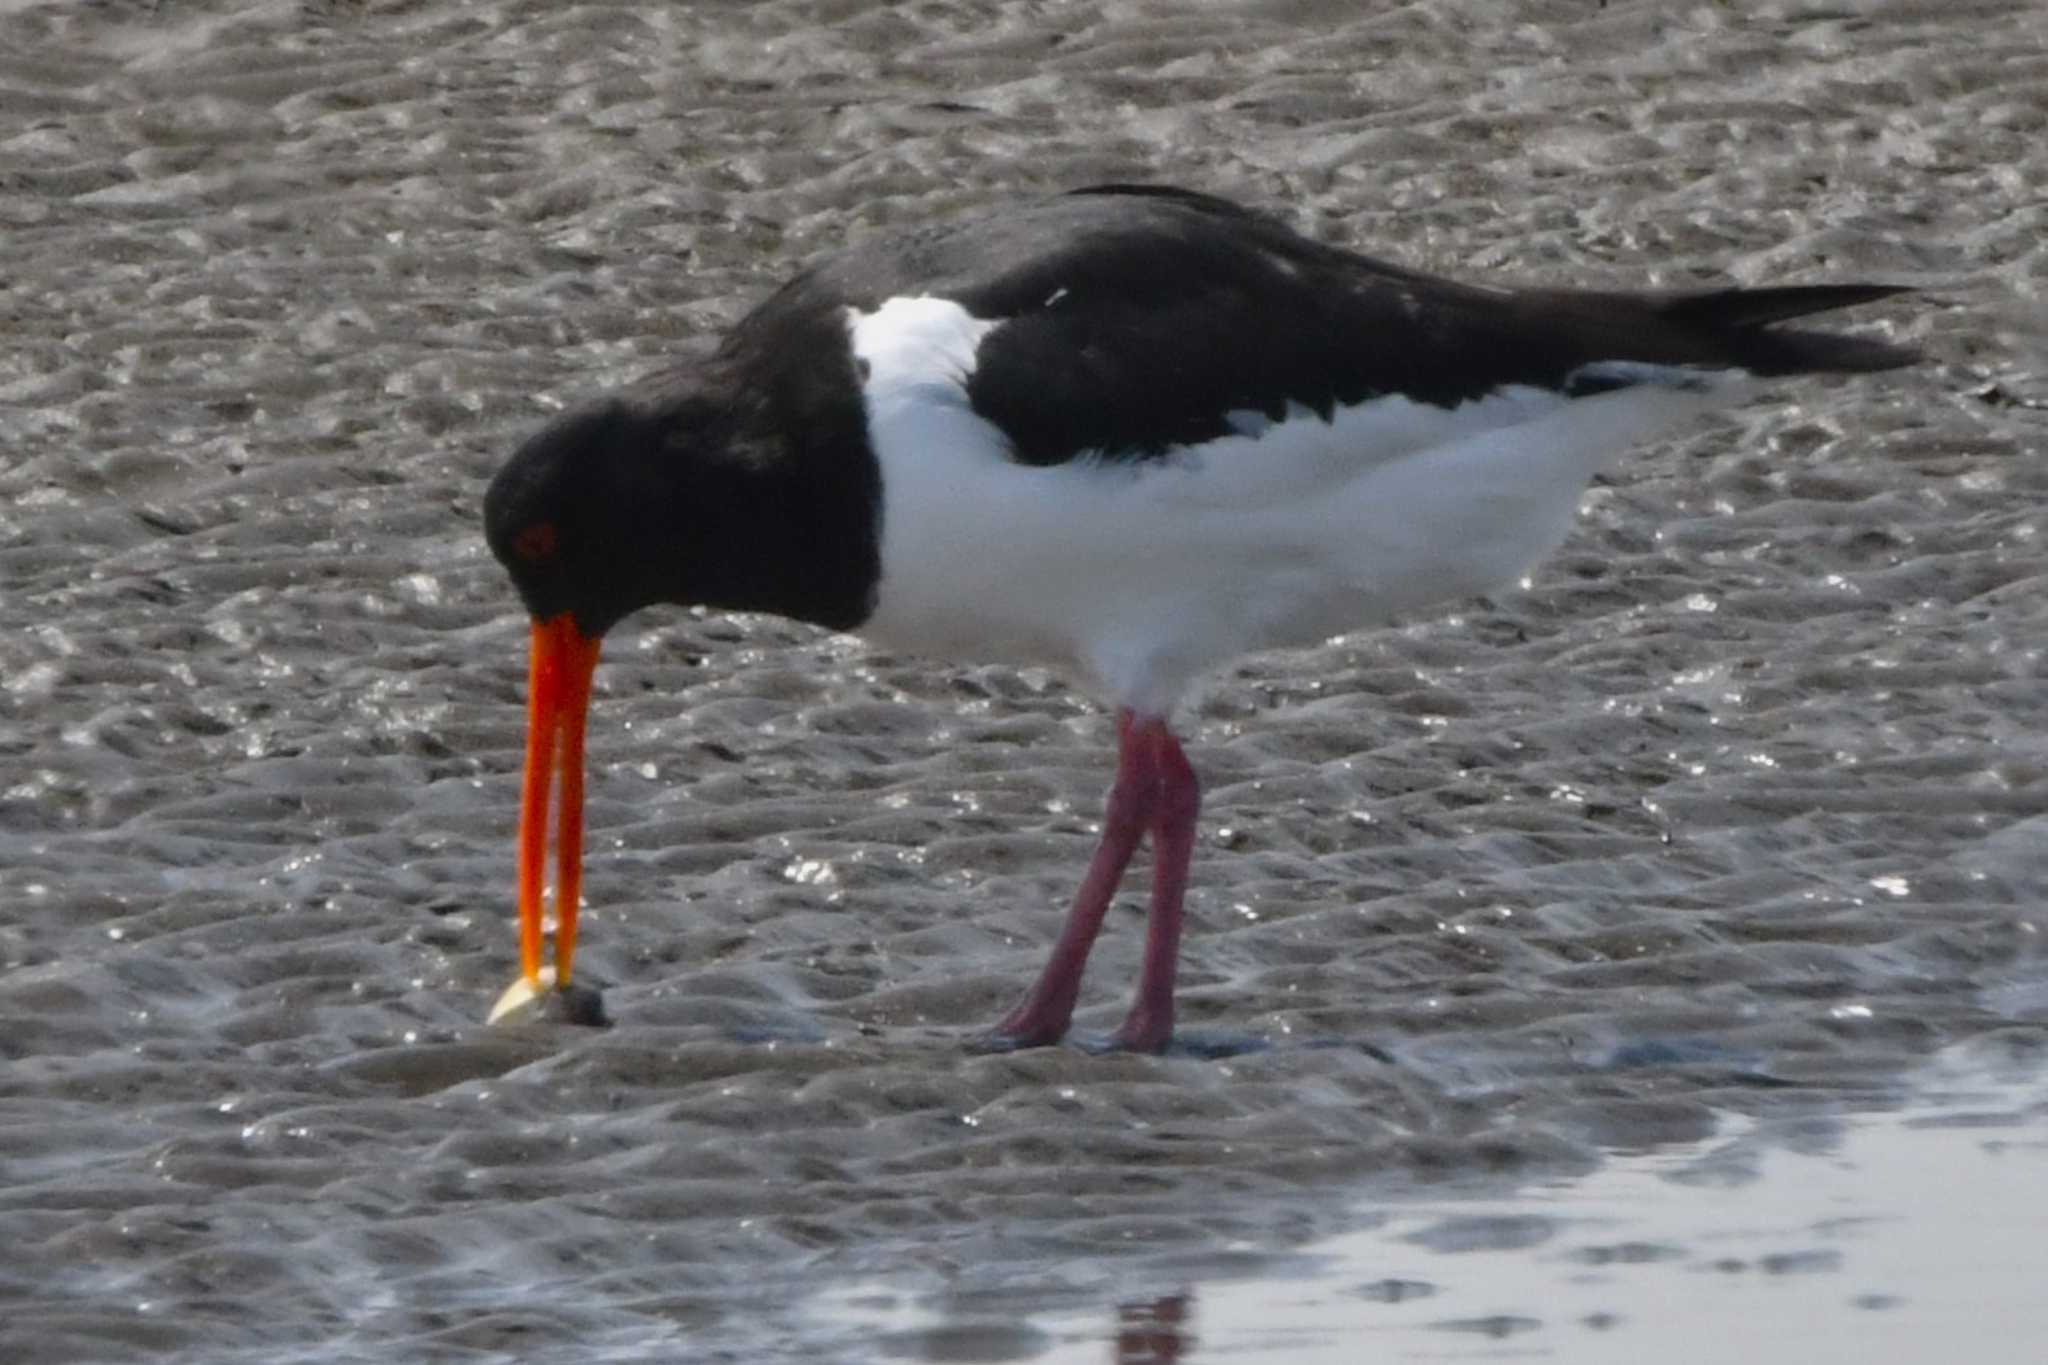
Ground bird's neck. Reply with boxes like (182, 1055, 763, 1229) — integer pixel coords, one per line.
(656, 399, 882, 634)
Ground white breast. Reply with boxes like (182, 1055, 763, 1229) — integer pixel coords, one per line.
(849, 295, 1738, 717)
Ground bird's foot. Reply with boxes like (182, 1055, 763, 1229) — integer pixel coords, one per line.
(968, 1028, 1059, 1054)
(1102, 1005, 1174, 1055)
(974, 991, 1079, 1052)
(971, 1012, 1071, 1053)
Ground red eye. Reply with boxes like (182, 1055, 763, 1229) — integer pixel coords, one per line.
(512, 522, 558, 563)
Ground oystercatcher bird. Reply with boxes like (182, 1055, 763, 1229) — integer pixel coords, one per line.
(483, 184, 1915, 1050)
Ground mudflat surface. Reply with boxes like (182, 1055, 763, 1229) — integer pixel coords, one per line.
(1, 1, 2043, 1361)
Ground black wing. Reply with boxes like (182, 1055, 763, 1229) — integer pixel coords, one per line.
(739, 185, 1917, 467)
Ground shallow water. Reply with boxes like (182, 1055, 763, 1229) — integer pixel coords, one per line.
(814, 1042, 2048, 1363)
(2, 0, 2044, 1361)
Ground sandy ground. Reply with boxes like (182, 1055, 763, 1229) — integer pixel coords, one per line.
(1, 0, 2043, 1361)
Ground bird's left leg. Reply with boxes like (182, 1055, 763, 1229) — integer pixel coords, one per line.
(990, 709, 1156, 1047)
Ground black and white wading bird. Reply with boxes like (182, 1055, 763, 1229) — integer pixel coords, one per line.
(482, 184, 1916, 1051)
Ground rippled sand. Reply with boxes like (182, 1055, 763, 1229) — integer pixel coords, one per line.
(1, 1, 2042, 1361)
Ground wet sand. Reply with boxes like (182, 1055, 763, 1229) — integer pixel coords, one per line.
(1, 0, 2043, 1361)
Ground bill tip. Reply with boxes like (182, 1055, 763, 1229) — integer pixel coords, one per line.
(485, 967, 611, 1028)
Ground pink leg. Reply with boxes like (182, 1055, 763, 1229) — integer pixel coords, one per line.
(994, 711, 1151, 1046)
(992, 711, 1200, 1052)
(1110, 726, 1199, 1052)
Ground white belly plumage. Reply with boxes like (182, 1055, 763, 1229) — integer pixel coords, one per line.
(849, 295, 1737, 717)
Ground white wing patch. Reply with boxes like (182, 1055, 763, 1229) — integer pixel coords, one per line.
(848, 295, 1001, 419)
(849, 295, 1746, 715)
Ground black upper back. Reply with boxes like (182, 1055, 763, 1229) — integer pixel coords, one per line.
(720, 185, 1913, 468)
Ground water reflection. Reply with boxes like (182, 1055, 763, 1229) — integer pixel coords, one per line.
(1113, 1293, 1192, 1363)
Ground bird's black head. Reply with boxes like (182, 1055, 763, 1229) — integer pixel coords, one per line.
(483, 400, 689, 640)
(485, 377, 882, 639)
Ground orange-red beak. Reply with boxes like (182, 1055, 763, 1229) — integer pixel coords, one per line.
(516, 613, 603, 987)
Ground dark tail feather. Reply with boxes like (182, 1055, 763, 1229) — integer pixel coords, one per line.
(1660, 283, 1912, 330)
(1658, 284, 1919, 376)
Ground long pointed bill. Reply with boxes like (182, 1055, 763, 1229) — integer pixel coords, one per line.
(514, 612, 602, 988)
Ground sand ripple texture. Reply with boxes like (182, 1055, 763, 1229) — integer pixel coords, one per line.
(1, 0, 2043, 1361)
